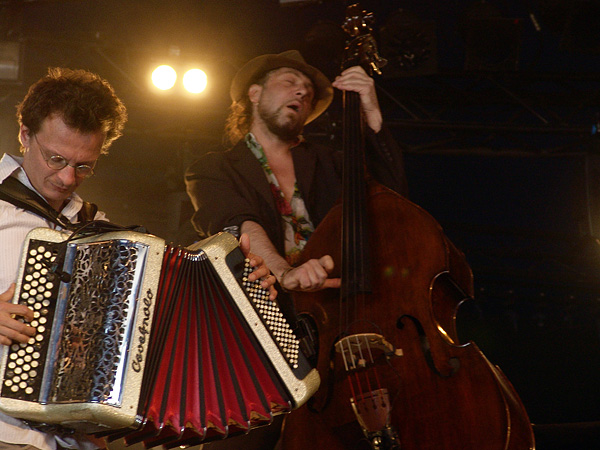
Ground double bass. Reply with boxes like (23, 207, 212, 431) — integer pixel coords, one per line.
(281, 4, 535, 450)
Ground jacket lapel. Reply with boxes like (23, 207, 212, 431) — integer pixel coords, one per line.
(226, 139, 319, 221)
(227, 140, 275, 209)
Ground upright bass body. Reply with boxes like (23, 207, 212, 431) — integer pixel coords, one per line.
(281, 182, 535, 450)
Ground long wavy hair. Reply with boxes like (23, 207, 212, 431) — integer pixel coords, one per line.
(224, 69, 278, 146)
(224, 96, 253, 146)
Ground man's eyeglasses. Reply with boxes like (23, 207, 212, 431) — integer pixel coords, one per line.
(33, 134, 96, 178)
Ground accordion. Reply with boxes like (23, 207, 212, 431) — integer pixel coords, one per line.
(0, 228, 319, 447)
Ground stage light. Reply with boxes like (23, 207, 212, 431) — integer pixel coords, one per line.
(151, 65, 177, 90)
(182, 68, 207, 94)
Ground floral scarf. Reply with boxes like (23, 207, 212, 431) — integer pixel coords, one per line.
(246, 133, 315, 265)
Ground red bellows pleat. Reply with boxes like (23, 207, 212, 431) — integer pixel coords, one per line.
(122, 245, 292, 448)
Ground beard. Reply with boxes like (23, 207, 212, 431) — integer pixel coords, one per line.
(258, 103, 305, 142)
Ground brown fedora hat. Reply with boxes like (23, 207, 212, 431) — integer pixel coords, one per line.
(230, 50, 333, 125)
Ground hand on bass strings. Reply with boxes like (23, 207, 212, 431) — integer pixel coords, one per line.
(0, 283, 36, 346)
(279, 255, 341, 292)
(331, 65, 383, 133)
(239, 233, 278, 301)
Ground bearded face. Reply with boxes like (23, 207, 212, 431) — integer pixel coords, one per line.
(251, 68, 315, 142)
(257, 101, 305, 141)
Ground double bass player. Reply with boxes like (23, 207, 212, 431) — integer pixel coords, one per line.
(185, 49, 407, 296)
(184, 49, 407, 449)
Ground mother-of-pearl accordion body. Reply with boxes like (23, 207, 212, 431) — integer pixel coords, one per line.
(0, 228, 319, 447)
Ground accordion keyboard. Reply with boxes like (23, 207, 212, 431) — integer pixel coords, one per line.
(241, 261, 300, 369)
(3, 240, 61, 401)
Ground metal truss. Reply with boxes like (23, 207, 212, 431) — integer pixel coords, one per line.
(375, 70, 600, 154)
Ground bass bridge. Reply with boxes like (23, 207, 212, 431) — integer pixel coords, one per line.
(335, 333, 403, 449)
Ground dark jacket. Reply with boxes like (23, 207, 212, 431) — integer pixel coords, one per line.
(184, 127, 407, 254)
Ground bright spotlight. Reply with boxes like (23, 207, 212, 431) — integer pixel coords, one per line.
(152, 65, 177, 90)
(183, 68, 207, 94)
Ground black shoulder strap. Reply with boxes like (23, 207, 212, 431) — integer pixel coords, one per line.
(78, 200, 98, 223)
(0, 176, 96, 231)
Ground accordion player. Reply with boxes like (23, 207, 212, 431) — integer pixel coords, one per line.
(0, 227, 319, 447)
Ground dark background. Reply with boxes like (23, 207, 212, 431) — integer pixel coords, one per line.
(2, 0, 600, 448)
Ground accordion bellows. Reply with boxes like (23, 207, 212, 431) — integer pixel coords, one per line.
(0, 228, 319, 447)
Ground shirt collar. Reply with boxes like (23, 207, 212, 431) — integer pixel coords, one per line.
(0, 152, 83, 218)
(244, 132, 305, 153)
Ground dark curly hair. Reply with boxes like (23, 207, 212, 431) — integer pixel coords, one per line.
(16, 67, 128, 154)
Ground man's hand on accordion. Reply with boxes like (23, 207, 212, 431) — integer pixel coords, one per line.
(239, 233, 278, 301)
(0, 283, 37, 346)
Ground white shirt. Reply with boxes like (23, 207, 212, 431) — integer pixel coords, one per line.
(0, 153, 104, 450)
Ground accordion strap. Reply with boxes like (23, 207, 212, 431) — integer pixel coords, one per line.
(0, 176, 97, 231)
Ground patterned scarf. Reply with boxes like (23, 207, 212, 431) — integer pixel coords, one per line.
(246, 133, 315, 265)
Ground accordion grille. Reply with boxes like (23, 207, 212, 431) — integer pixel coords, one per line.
(51, 240, 138, 402)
